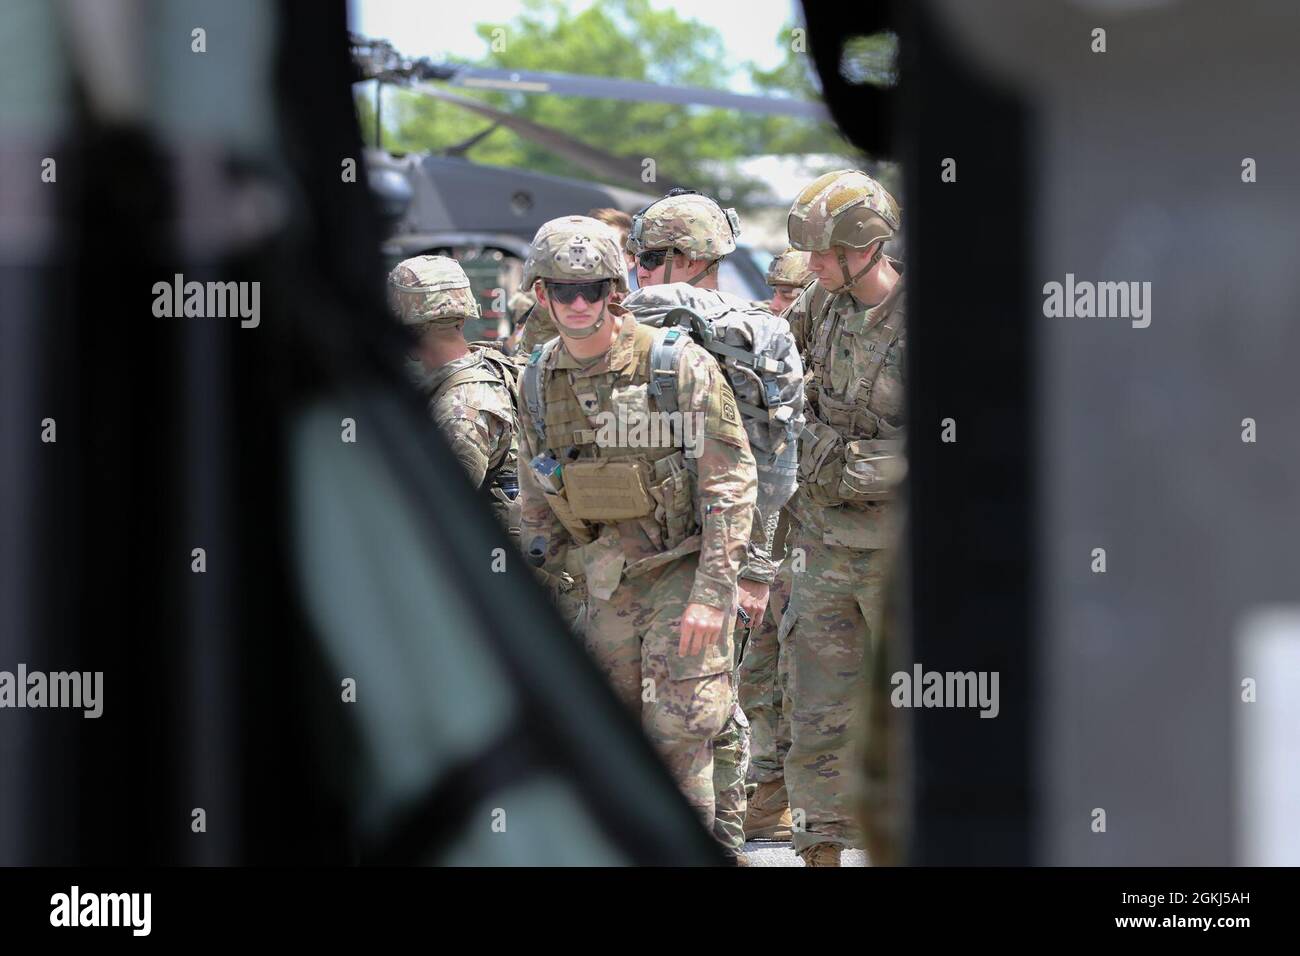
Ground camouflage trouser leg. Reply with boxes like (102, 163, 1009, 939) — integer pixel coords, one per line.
(536, 565, 587, 637)
(780, 530, 885, 853)
(861, 572, 900, 866)
(556, 577, 588, 637)
(710, 698, 749, 851)
(738, 563, 794, 784)
(585, 557, 734, 829)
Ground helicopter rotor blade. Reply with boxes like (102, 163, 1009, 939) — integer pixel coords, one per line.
(350, 35, 831, 120)
(447, 65, 831, 120)
(409, 83, 673, 191)
(444, 122, 502, 157)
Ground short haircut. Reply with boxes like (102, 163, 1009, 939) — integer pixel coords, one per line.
(587, 207, 632, 234)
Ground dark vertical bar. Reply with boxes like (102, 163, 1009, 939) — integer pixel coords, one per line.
(899, 1, 1039, 864)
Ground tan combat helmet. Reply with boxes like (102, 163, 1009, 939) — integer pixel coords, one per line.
(787, 169, 900, 292)
(626, 192, 741, 285)
(387, 254, 480, 327)
(521, 215, 627, 339)
(765, 247, 814, 288)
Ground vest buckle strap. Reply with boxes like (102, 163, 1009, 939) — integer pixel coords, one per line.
(648, 366, 676, 397)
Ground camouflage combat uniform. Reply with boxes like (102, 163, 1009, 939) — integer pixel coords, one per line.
(407, 350, 520, 533)
(624, 193, 805, 854)
(781, 170, 908, 863)
(518, 217, 758, 833)
(739, 519, 794, 788)
(767, 247, 817, 353)
(734, 247, 816, 834)
(389, 255, 521, 535)
(621, 281, 804, 851)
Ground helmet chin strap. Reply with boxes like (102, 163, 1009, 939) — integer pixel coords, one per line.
(664, 248, 718, 286)
(556, 299, 608, 340)
(686, 258, 720, 286)
(832, 242, 883, 294)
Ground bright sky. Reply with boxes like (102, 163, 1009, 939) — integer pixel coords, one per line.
(349, 0, 803, 92)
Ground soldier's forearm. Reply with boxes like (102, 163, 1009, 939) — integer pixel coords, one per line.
(691, 475, 755, 608)
(446, 430, 491, 488)
(517, 454, 572, 575)
(689, 523, 748, 609)
(519, 487, 570, 567)
(674, 340, 757, 607)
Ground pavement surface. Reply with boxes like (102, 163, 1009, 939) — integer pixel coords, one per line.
(739, 840, 868, 867)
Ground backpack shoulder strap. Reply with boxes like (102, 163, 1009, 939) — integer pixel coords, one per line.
(522, 339, 560, 450)
(671, 306, 785, 376)
(474, 346, 522, 389)
(846, 311, 905, 406)
(806, 279, 832, 316)
(643, 324, 698, 475)
(432, 354, 502, 400)
(661, 307, 791, 427)
(646, 325, 691, 417)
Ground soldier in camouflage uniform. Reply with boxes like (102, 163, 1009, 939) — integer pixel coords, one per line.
(738, 516, 796, 840)
(767, 246, 814, 319)
(516, 218, 579, 357)
(389, 255, 521, 536)
(517, 216, 758, 856)
(734, 247, 817, 840)
(780, 170, 907, 866)
(622, 191, 804, 857)
(766, 247, 816, 356)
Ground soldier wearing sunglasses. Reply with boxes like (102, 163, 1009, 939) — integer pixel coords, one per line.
(517, 216, 758, 856)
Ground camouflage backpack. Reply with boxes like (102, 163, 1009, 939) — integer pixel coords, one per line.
(519, 288, 803, 519)
(614, 285, 804, 515)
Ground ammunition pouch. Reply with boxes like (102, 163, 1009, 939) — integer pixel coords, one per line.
(647, 452, 698, 550)
(559, 451, 704, 599)
(816, 391, 884, 440)
(561, 459, 656, 521)
(798, 419, 845, 508)
(838, 439, 906, 502)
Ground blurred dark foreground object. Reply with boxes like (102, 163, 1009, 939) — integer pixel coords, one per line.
(0, 0, 723, 865)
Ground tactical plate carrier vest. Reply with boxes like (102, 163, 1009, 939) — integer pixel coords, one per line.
(523, 323, 704, 581)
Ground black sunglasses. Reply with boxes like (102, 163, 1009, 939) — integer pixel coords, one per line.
(636, 248, 679, 271)
(545, 279, 611, 305)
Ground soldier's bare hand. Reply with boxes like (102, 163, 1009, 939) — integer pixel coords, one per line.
(678, 602, 726, 656)
(736, 579, 770, 624)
